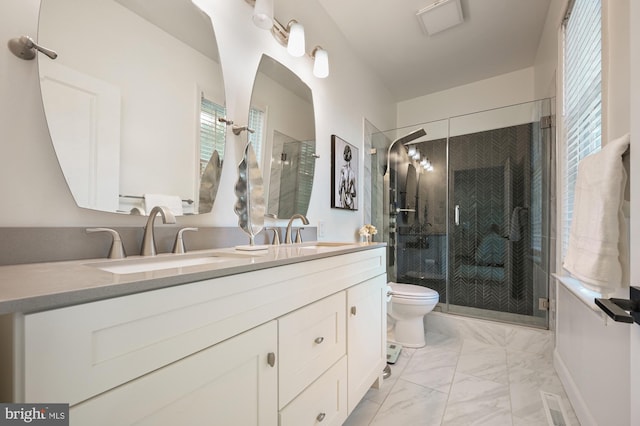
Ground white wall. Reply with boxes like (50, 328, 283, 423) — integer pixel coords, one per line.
(396, 67, 536, 128)
(0, 0, 396, 241)
(533, 0, 567, 99)
(554, 284, 630, 426)
(604, 0, 630, 141)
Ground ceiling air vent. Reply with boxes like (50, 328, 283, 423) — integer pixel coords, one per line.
(416, 0, 464, 36)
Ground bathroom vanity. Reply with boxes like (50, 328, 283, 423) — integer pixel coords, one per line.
(0, 242, 386, 425)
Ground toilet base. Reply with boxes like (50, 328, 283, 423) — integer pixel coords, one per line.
(389, 317, 426, 348)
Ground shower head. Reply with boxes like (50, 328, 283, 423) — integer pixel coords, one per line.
(393, 128, 426, 146)
(384, 128, 427, 176)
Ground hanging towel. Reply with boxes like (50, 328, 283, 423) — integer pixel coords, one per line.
(562, 133, 630, 295)
(509, 207, 528, 241)
(143, 194, 184, 216)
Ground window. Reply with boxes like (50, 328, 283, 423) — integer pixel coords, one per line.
(200, 94, 226, 175)
(561, 0, 602, 257)
(248, 107, 266, 165)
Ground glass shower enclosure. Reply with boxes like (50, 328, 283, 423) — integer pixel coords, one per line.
(368, 99, 554, 328)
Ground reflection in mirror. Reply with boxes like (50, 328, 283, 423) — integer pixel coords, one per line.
(38, 0, 226, 215)
(248, 55, 315, 218)
(403, 163, 417, 226)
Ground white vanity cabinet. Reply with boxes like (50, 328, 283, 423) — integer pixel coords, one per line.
(10, 247, 386, 425)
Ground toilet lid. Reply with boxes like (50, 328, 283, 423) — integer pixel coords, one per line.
(389, 283, 439, 299)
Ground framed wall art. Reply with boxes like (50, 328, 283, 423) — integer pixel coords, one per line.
(331, 135, 358, 210)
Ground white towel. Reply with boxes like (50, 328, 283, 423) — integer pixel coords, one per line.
(563, 133, 630, 295)
(509, 207, 528, 241)
(143, 193, 184, 216)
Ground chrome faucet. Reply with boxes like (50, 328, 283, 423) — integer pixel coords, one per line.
(284, 214, 309, 244)
(141, 206, 176, 256)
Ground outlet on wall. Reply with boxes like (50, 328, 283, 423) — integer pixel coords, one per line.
(317, 221, 326, 239)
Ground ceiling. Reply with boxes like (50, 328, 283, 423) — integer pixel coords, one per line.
(317, 0, 552, 102)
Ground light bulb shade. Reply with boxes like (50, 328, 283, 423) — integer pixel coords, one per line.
(313, 48, 329, 78)
(287, 22, 305, 57)
(412, 151, 421, 160)
(252, 0, 274, 30)
(407, 146, 417, 157)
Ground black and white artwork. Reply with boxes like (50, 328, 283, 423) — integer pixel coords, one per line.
(331, 135, 358, 210)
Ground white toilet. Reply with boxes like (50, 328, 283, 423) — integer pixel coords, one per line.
(387, 282, 439, 348)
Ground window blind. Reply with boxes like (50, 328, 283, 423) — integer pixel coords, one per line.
(561, 0, 602, 257)
(200, 95, 226, 176)
(248, 107, 266, 164)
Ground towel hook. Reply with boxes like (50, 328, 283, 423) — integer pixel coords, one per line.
(232, 124, 255, 135)
(8, 36, 58, 60)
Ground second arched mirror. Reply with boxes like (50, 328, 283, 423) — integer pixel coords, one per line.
(248, 55, 316, 218)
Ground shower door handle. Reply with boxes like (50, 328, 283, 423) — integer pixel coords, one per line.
(454, 205, 460, 226)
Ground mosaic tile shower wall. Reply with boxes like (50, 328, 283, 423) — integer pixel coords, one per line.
(448, 124, 534, 316)
(396, 124, 537, 317)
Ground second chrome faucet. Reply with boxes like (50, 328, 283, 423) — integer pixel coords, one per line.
(141, 206, 176, 256)
(284, 214, 309, 244)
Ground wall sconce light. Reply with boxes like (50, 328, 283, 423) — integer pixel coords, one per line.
(286, 21, 305, 57)
(246, 0, 329, 77)
(311, 46, 329, 78)
(271, 19, 305, 57)
(251, 0, 274, 30)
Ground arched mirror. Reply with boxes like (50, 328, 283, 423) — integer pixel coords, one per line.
(38, 0, 226, 215)
(248, 55, 315, 219)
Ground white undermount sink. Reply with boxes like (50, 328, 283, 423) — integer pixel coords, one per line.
(87, 253, 246, 275)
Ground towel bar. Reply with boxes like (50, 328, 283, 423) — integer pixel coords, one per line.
(119, 194, 194, 204)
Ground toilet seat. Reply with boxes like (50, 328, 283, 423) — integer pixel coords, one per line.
(389, 283, 439, 301)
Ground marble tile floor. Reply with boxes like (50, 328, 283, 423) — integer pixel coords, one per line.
(343, 331, 579, 426)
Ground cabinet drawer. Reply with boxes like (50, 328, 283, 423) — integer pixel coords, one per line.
(279, 357, 348, 426)
(279, 292, 346, 408)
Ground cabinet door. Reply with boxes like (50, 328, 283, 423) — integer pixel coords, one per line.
(346, 275, 387, 413)
(70, 321, 277, 426)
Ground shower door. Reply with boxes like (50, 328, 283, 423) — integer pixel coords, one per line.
(446, 100, 551, 327)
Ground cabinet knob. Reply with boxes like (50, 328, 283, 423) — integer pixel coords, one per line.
(314, 336, 324, 344)
(316, 412, 326, 422)
(350, 306, 357, 316)
(267, 352, 276, 367)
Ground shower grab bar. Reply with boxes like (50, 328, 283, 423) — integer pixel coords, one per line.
(454, 205, 460, 226)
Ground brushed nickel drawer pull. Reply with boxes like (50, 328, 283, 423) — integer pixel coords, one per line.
(350, 306, 357, 316)
(267, 352, 276, 367)
(316, 412, 326, 422)
(314, 336, 324, 344)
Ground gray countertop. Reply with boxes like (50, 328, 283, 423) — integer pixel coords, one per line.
(0, 242, 386, 315)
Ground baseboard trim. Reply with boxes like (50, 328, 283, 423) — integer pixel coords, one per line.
(553, 348, 597, 426)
